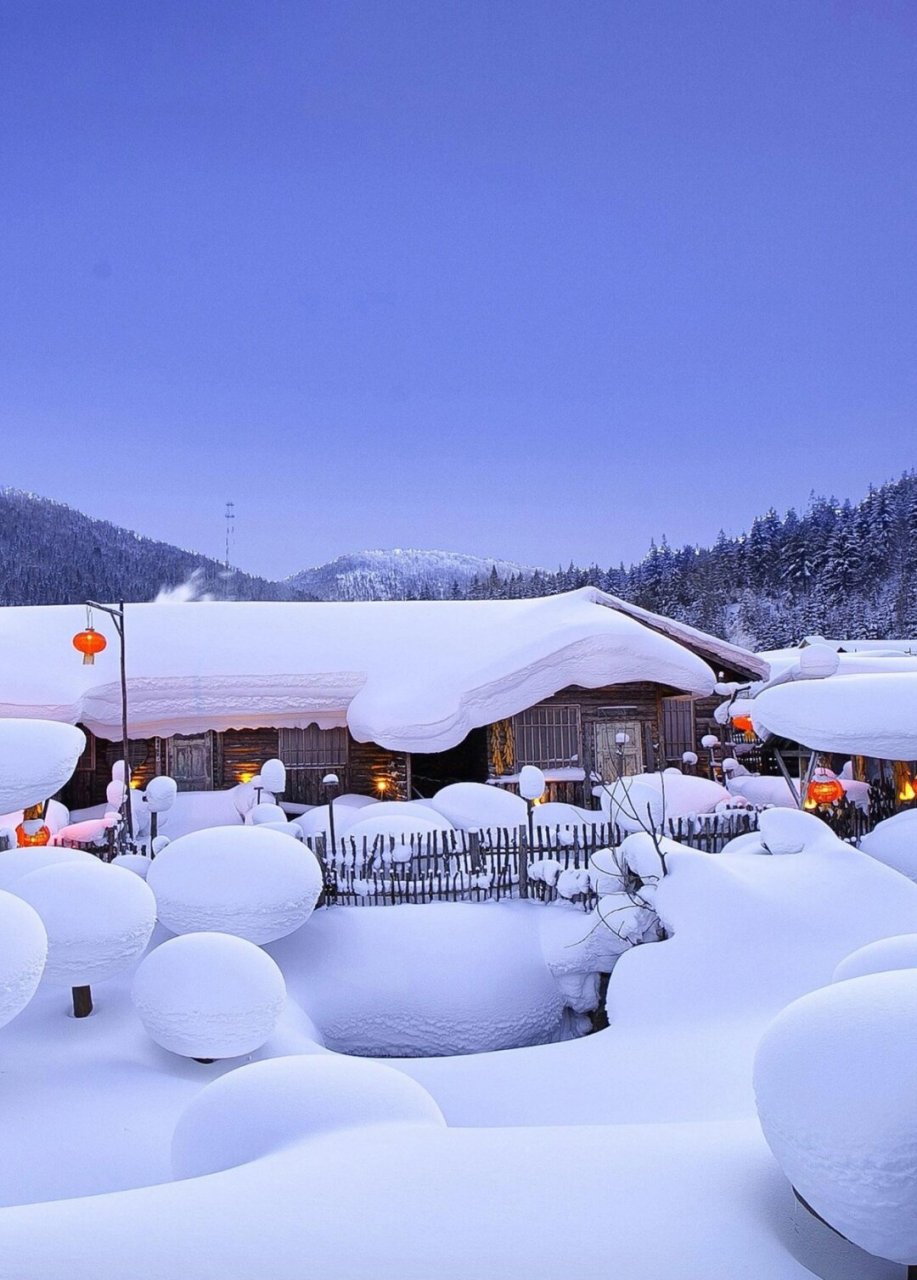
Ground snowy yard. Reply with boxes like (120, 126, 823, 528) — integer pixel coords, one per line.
(2, 785, 917, 1277)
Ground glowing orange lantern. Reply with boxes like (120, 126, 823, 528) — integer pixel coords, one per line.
(72, 627, 107, 665)
(732, 714, 755, 735)
(16, 821, 51, 847)
(806, 773, 845, 808)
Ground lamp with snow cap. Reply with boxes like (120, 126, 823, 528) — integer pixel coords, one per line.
(519, 766, 545, 899)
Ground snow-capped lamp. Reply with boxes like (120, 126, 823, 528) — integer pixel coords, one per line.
(16, 803, 51, 847)
(805, 769, 845, 809)
(72, 625, 107, 665)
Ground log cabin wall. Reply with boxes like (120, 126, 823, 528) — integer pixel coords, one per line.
(217, 729, 279, 789)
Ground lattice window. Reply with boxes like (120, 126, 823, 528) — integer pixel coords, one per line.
(512, 705, 581, 769)
(279, 726, 350, 770)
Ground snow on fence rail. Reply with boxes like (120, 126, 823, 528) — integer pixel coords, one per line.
(305, 812, 761, 908)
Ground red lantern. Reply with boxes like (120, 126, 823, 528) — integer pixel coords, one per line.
(732, 714, 755, 735)
(72, 627, 107, 665)
(16, 821, 51, 847)
(806, 773, 845, 808)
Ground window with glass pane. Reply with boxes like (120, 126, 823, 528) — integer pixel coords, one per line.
(512, 705, 581, 769)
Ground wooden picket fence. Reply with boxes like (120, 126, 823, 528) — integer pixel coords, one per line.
(306, 810, 762, 909)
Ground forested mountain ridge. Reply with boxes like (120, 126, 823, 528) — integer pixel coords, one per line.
(3, 475, 917, 650)
(0, 488, 295, 605)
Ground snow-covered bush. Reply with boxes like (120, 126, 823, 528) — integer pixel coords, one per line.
(755, 969, 917, 1265)
(146, 826, 323, 944)
(132, 932, 286, 1061)
(144, 776, 178, 813)
(0, 719, 86, 813)
(429, 782, 526, 832)
(250, 803, 288, 825)
(171, 1054, 446, 1179)
(12, 861, 156, 1014)
(0, 890, 48, 1028)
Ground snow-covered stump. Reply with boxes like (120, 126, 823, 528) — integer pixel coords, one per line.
(131, 932, 286, 1063)
(11, 862, 157, 1017)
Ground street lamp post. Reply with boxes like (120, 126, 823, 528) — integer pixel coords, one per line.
(85, 600, 132, 840)
(323, 773, 339, 852)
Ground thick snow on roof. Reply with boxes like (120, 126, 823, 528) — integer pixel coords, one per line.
(0, 589, 722, 753)
(599, 593, 769, 680)
(752, 672, 917, 760)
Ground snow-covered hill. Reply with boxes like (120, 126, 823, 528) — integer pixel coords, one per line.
(287, 549, 538, 601)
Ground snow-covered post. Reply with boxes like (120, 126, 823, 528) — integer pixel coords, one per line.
(682, 750, 698, 776)
(84, 600, 132, 839)
(519, 766, 546, 899)
(144, 775, 177, 851)
(322, 773, 339, 855)
(701, 734, 719, 780)
(614, 731, 629, 778)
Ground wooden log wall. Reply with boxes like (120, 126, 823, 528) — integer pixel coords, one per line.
(216, 729, 279, 789)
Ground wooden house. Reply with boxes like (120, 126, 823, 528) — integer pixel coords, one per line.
(0, 589, 766, 810)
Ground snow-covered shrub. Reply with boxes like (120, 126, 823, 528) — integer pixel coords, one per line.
(12, 862, 156, 1011)
(587, 847, 627, 896)
(755, 970, 917, 1265)
(528, 858, 563, 887)
(429, 782, 526, 832)
(0, 890, 48, 1028)
(556, 868, 591, 899)
(132, 932, 286, 1061)
(171, 1054, 446, 1179)
(0, 719, 86, 812)
(833, 934, 917, 984)
(146, 826, 323, 944)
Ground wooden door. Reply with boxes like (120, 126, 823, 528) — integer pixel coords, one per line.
(168, 733, 214, 791)
(593, 720, 644, 782)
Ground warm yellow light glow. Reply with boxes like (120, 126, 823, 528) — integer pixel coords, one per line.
(238, 771, 255, 784)
(129, 778, 141, 789)
(900, 779, 916, 803)
(376, 778, 388, 794)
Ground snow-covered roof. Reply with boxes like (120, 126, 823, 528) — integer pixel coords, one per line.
(751, 673, 917, 761)
(0, 589, 737, 752)
(598, 594, 769, 681)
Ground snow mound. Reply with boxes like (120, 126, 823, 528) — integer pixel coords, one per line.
(272, 903, 567, 1056)
(0, 890, 47, 1028)
(171, 1054, 446, 1179)
(132, 932, 286, 1061)
(860, 809, 917, 879)
(340, 814, 450, 852)
(13, 862, 156, 987)
(531, 802, 603, 834)
(755, 970, 917, 1264)
(0, 719, 86, 812)
(146, 826, 323, 944)
(250, 803, 288, 825)
(833, 934, 917, 983)
(295, 802, 366, 843)
(0, 846, 101, 891)
(111, 853, 152, 879)
(430, 783, 526, 831)
(597, 779, 665, 833)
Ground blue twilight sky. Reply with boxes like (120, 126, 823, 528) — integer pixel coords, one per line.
(1, 0, 916, 579)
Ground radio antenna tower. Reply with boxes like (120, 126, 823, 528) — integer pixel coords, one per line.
(224, 501, 235, 572)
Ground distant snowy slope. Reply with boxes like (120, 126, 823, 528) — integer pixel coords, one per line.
(287, 549, 538, 601)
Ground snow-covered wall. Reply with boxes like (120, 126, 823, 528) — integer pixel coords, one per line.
(0, 590, 729, 754)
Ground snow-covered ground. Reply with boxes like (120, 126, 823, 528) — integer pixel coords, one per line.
(1, 806, 914, 1279)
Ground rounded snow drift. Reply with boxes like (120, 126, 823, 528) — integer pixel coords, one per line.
(171, 1053, 445, 1179)
(132, 932, 286, 1061)
(145, 776, 178, 813)
(250, 803, 288, 826)
(755, 969, 917, 1264)
(860, 810, 917, 880)
(13, 861, 157, 987)
(833, 934, 917, 984)
(0, 846, 101, 893)
(146, 826, 323, 944)
(0, 719, 86, 813)
(0, 889, 48, 1028)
